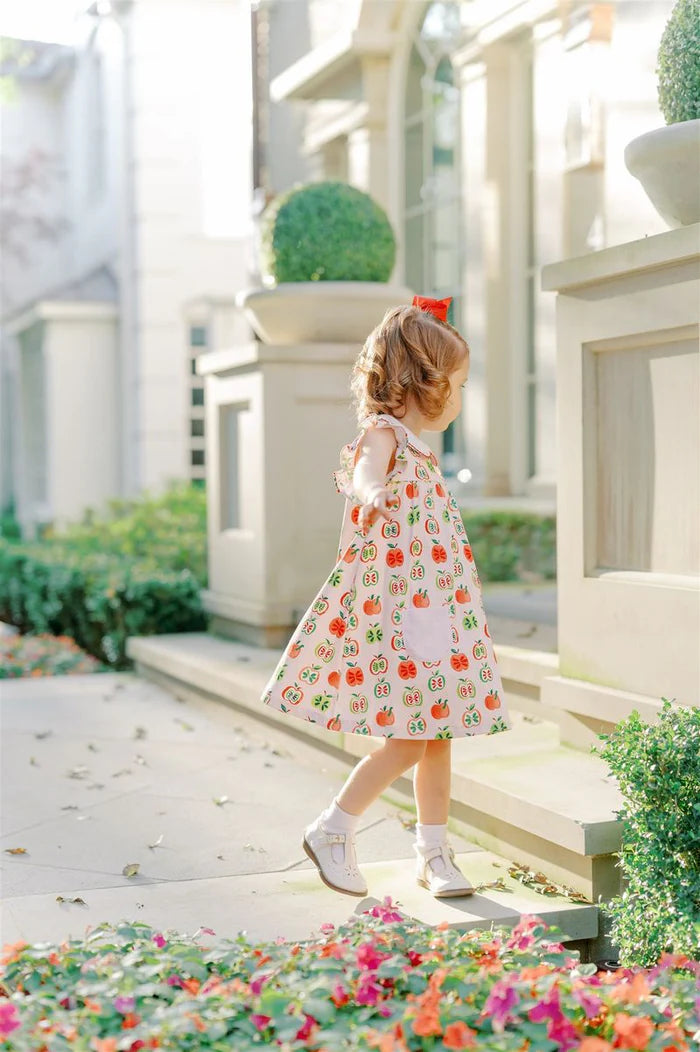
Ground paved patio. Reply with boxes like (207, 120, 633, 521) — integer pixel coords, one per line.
(0, 665, 596, 949)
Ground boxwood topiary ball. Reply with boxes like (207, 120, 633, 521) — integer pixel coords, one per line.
(657, 0, 700, 124)
(260, 181, 396, 284)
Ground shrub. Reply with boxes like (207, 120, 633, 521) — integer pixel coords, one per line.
(657, 0, 700, 124)
(260, 181, 396, 284)
(0, 500, 21, 542)
(44, 481, 207, 587)
(596, 701, 700, 966)
(461, 510, 556, 582)
(0, 542, 206, 669)
(1, 908, 698, 1051)
(0, 632, 107, 677)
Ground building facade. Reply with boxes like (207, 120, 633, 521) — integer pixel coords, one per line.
(0, 0, 674, 534)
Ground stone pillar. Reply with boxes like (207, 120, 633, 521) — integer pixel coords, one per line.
(347, 57, 391, 210)
(541, 224, 700, 720)
(197, 341, 358, 647)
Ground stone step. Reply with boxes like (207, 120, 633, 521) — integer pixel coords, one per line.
(128, 632, 622, 903)
(0, 847, 598, 951)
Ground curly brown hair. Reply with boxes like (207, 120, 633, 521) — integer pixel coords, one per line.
(351, 305, 469, 423)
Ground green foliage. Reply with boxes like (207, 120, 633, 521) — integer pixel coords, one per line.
(260, 181, 396, 284)
(596, 701, 700, 966)
(0, 484, 208, 669)
(44, 481, 207, 586)
(461, 510, 556, 582)
(0, 499, 21, 541)
(1, 909, 698, 1050)
(657, 0, 700, 123)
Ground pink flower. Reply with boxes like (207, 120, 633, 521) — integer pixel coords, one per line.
(483, 978, 520, 1030)
(319, 922, 335, 934)
(295, 1014, 317, 1041)
(529, 987, 563, 1026)
(573, 988, 603, 1018)
(114, 995, 136, 1014)
(152, 933, 167, 948)
(331, 983, 350, 1007)
(547, 1016, 580, 1050)
(250, 973, 268, 996)
(166, 975, 183, 987)
(0, 1001, 21, 1037)
(506, 916, 539, 950)
(356, 973, 384, 1006)
(356, 941, 389, 971)
(250, 1013, 271, 1031)
(366, 896, 404, 923)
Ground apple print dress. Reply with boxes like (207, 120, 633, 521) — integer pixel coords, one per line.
(262, 413, 511, 740)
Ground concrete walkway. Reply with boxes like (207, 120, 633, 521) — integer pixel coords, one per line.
(1, 669, 596, 949)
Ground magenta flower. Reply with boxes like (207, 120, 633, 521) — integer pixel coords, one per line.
(573, 987, 603, 1018)
(152, 933, 167, 948)
(0, 1002, 21, 1038)
(295, 1014, 317, 1040)
(483, 978, 520, 1031)
(114, 995, 136, 1014)
(547, 1015, 581, 1051)
(356, 941, 388, 971)
(250, 1013, 271, 1031)
(356, 973, 384, 1006)
(366, 896, 403, 923)
(166, 975, 183, 987)
(250, 973, 268, 996)
(529, 986, 563, 1026)
(319, 922, 335, 934)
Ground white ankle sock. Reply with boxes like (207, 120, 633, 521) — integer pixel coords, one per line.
(320, 797, 361, 835)
(416, 822, 448, 850)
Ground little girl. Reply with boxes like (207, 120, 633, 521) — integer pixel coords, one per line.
(262, 296, 511, 899)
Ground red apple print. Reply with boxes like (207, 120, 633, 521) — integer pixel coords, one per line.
(431, 700, 450, 719)
(450, 650, 469, 671)
(345, 664, 364, 686)
(484, 691, 501, 710)
(435, 482, 445, 497)
(327, 714, 342, 731)
(328, 670, 341, 688)
(363, 595, 381, 615)
(343, 546, 358, 563)
(398, 659, 417, 680)
(386, 544, 404, 567)
(289, 640, 303, 659)
(431, 542, 447, 564)
(406, 481, 418, 499)
(412, 589, 430, 608)
(351, 505, 360, 524)
(328, 617, 346, 638)
(463, 544, 473, 561)
(455, 588, 469, 604)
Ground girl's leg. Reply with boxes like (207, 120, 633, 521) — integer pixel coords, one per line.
(412, 740, 473, 897)
(336, 738, 428, 814)
(413, 739, 452, 824)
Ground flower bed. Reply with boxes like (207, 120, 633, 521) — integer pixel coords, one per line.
(0, 632, 107, 678)
(1, 907, 697, 1051)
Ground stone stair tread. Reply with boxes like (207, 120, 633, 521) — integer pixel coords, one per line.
(451, 744, 623, 855)
(0, 848, 598, 947)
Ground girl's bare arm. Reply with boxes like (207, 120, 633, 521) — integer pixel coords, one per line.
(353, 427, 398, 530)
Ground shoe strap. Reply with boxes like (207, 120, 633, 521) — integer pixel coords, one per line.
(417, 842, 452, 863)
(324, 831, 347, 844)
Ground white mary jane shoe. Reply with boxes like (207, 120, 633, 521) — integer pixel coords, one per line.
(303, 818, 368, 897)
(415, 842, 474, 898)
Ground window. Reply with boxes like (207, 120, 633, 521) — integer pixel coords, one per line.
(191, 450, 205, 467)
(192, 388, 204, 407)
(191, 357, 198, 376)
(404, 2, 465, 462)
(191, 418, 205, 437)
(189, 325, 208, 348)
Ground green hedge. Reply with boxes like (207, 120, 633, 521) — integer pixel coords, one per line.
(461, 510, 556, 582)
(0, 484, 208, 669)
(0, 542, 206, 669)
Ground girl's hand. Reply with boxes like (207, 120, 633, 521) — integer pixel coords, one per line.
(359, 486, 399, 534)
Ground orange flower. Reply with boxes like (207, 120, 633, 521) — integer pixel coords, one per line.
(83, 998, 102, 1013)
(120, 1012, 141, 1029)
(91, 1040, 118, 1052)
(610, 973, 650, 1005)
(185, 1012, 207, 1032)
(520, 964, 552, 981)
(1, 940, 28, 964)
(180, 977, 200, 995)
(412, 1010, 442, 1037)
(443, 1021, 477, 1049)
(612, 1013, 654, 1050)
(577, 1039, 612, 1052)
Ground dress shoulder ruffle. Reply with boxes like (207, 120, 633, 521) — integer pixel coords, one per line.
(332, 413, 410, 502)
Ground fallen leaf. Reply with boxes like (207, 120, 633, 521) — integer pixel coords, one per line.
(56, 895, 87, 906)
(473, 878, 508, 893)
(148, 834, 164, 850)
(134, 726, 148, 739)
(213, 795, 229, 807)
(29, 757, 39, 766)
(87, 743, 99, 752)
(67, 765, 90, 779)
(122, 862, 140, 878)
(111, 768, 132, 778)
(4, 847, 28, 855)
(174, 719, 194, 732)
(34, 731, 52, 739)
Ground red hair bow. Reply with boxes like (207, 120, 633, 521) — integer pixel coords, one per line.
(412, 295, 452, 322)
